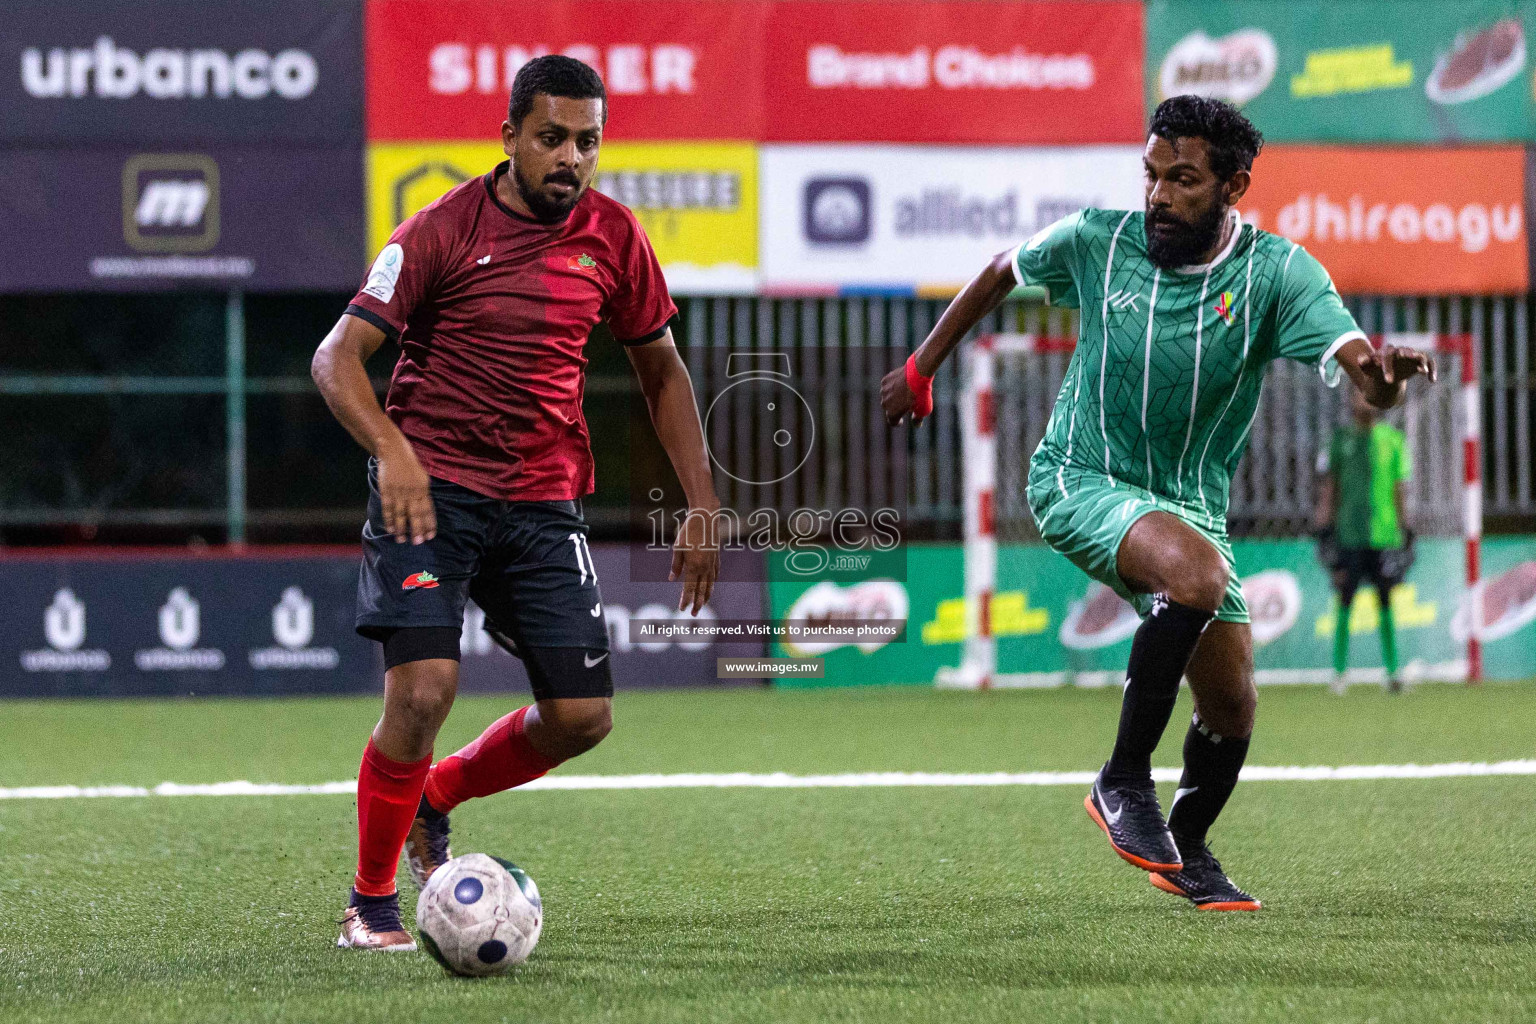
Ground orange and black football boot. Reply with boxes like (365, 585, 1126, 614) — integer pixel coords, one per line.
(1084, 765, 1182, 873)
(1149, 841, 1261, 911)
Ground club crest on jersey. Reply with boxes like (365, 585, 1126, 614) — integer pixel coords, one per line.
(402, 571, 440, 591)
(1107, 289, 1144, 316)
(1213, 291, 1236, 326)
(568, 253, 598, 274)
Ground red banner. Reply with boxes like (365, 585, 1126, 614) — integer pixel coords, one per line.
(763, 1, 1144, 143)
(366, 0, 768, 140)
(1240, 146, 1528, 295)
(366, 1, 1144, 144)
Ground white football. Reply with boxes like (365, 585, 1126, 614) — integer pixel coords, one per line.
(415, 853, 542, 976)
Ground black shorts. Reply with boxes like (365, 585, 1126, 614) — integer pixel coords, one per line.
(355, 459, 610, 698)
(1336, 547, 1411, 594)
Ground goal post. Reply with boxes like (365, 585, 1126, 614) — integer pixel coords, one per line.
(937, 331, 1481, 689)
(935, 333, 1075, 690)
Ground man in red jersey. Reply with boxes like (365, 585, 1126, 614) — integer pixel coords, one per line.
(312, 55, 720, 950)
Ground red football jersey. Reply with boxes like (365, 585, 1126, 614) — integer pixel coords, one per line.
(346, 161, 676, 501)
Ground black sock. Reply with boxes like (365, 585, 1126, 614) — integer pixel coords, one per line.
(350, 887, 398, 907)
(1103, 596, 1213, 786)
(1167, 712, 1251, 848)
(417, 792, 447, 821)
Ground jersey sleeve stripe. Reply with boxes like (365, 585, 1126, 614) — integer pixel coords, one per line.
(1007, 241, 1026, 288)
(344, 304, 401, 342)
(1318, 330, 1367, 386)
(615, 319, 673, 347)
(1096, 210, 1136, 486)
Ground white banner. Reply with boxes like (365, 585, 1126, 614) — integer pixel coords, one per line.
(760, 145, 1144, 292)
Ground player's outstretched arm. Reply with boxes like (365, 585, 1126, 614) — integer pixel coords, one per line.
(880, 249, 1018, 425)
(625, 330, 721, 615)
(1335, 336, 1437, 410)
(311, 313, 436, 545)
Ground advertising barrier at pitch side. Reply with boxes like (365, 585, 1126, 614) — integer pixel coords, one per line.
(0, 0, 363, 144)
(2, 546, 766, 698)
(768, 538, 1536, 686)
(1148, 0, 1533, 143)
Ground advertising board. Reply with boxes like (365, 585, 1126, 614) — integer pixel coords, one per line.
(0, 147, 365, 292)
(2, 546, 767, 697)
(367, 141, 759, 293)
(760, 145, 1143, 293)
(769, 537, 1536, 686)
(765, 1, 1145, 143)
(1148, 1, 1533, 142)
(1240, 145, 1527, 295)
(0, 0, 362, 144)
(366, 0, 766, 141)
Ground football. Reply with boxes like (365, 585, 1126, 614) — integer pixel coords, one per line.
(415, 853, 543, 977)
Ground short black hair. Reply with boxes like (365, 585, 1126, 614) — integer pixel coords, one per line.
(1149, 95, 1264, 182)
(508, 54, 607, 128)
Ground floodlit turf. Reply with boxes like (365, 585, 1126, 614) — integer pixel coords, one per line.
(3, 684, 1536, 1023)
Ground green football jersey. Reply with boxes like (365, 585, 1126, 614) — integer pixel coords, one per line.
(1324, 422, 1410, 550)
(1015, 208, 1366, 535)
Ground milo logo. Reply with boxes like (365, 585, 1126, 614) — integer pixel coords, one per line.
(1159, 29, 1278, 105)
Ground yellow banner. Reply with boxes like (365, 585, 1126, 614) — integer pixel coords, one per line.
(367, 142, 758, 294)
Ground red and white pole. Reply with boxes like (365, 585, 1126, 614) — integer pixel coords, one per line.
(958, 334, 998, 690)
(1453, 334, 1483, 683)
(1379, 332, 1480, 683)
(939, 334, 1077, 689)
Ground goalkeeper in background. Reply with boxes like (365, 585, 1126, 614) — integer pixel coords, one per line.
(1315, 387, 1415, 693)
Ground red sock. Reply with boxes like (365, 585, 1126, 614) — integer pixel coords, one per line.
(422, 706, 560, 814)
(353, 739, 432, 897)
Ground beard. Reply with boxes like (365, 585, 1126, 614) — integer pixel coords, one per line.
(512, 161, 585, 222)
(1145, 198, 1227, 269)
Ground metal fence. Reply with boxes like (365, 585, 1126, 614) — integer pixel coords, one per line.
(695, 294, 1534, 539)
(2, 293, 1533, 541)
(988, 337, 1468, 540)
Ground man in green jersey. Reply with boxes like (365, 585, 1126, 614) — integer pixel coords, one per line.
(881, 96, 1435, 911)
(1316, 387, 1415, 693)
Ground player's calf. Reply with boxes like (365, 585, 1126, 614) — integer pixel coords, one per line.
(526, 697, 612, 760)
(347, 639, 461, 924)
(406, 699, 609, 887)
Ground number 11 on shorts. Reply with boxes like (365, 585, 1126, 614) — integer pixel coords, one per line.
(568, 532, 597, 585)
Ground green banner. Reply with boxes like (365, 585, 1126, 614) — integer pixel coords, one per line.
(768, 537, 1536, 687)
(1147, 1, 1533, 142)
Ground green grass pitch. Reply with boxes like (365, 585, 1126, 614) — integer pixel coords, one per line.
(3, 683, 1535, 1024)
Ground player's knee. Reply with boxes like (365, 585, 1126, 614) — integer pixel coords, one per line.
(395, 683, 456, 729)
(1171, 550, 1230, 613)
(385, 662, 458, 728)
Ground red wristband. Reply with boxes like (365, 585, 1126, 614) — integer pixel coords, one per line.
(905, 354, 934, 419)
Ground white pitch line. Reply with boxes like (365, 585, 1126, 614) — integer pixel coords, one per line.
(3, 761, 1536, 801)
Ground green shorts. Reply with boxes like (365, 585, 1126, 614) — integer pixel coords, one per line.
(1026, 461, 1249, 624)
